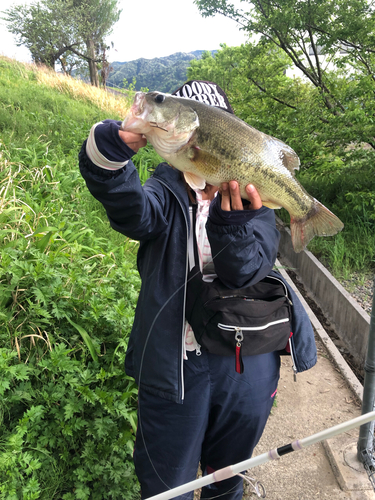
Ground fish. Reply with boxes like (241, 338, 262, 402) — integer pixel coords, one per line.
(121, 91, 344, 252)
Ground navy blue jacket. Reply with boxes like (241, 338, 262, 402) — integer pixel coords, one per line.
(79, 120, 317, 404)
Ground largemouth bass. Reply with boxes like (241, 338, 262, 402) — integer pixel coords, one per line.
(122, 91, 344, 252)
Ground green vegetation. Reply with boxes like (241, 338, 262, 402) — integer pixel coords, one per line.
(3, 0, 121, 86)
(0, 57, 152, 499)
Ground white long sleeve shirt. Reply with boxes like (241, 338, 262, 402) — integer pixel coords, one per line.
(184, 190, 218, 357)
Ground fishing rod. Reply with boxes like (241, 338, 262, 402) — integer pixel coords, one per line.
(145, 410, 375, 500)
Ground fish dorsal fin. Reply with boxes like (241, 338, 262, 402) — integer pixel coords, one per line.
(262, 200, 282, 209)
(271, 137, 300, 173)
(183, 172, 206, 190)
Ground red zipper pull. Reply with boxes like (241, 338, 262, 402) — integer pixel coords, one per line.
(235, 328, 244, 374)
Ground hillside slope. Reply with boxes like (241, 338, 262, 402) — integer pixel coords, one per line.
(107, 50, 216, 92)
(0, 57, 148, 499)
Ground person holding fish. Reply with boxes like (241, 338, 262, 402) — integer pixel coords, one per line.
(79, 81, 318, 500)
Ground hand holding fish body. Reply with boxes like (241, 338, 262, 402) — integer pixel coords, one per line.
(122, 91, 344, 253)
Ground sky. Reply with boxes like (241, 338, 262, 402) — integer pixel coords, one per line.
(0, 0, 249, 64)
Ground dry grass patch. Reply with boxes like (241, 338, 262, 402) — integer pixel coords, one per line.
(1, 55, 131, 117)
(35, 64, 131, 116)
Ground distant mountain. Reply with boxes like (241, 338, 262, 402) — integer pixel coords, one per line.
(106, 50, 216, 93)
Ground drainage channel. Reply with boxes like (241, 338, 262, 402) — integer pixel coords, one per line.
(275, 258, 364, 403)
(280, 261, 365, 385)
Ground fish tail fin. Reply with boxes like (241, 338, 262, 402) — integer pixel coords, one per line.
(290, 200, 344, 253)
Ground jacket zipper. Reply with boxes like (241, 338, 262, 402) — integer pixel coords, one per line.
(272, 275, 297, 380)
(154, 177, 189, 402)
(267, 274, 293, 305)
(289, 337, 298, 382)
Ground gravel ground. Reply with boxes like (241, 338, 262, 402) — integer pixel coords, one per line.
(338, 273, 374, 315)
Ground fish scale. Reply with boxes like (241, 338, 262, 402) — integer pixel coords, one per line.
(122, 91, 344, 252)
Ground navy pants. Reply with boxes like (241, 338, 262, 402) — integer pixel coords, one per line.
(134, 350, 280, 499)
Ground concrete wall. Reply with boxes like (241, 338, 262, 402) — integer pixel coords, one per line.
(276, 217, 371, 369)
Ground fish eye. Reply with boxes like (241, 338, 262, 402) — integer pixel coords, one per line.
(155, 94, 165, 103)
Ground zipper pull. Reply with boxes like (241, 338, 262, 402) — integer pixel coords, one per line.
(196, 343, 202, 356)
(235, 328, 244, 374)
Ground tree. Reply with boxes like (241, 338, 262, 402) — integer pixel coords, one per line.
(188, 43, 296, 111)
(3, 0, 121, 86)
(58, 50, 85, 75)
(195, 0, 375, 148)
(99, 43, 114, 89)
(187, 43, 315, 154)
(68, 0, 121, 87)
(2, 0, 81, 70)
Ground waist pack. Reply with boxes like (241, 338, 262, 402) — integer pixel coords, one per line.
(185, 206, 292, 373)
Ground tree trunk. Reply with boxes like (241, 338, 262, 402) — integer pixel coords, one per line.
(87, 38, 99, 87)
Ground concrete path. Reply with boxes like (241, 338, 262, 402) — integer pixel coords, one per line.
(248, 342, 374, 499)
(243, 260, 375, 500)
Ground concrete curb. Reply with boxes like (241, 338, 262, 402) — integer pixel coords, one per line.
(276, 217, 371, 370)
(323, 438, 373, 492)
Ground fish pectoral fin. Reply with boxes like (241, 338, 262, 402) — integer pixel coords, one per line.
(262, 200, 282, 209)
(281, 148, 300, 172)
(271, 137, 300, 173)
(183, 172, 206, 190)
(188, 146, 223, 176)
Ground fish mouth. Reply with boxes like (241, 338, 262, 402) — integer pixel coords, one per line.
(132, 92, 172, 132)
(122, 91, 196, 138)
(121, 92, 151, 133)
(122, 92, 170, 133)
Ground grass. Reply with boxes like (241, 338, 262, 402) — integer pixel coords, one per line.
(0, 56, 152, 250)
(296, 152, 375, 279)
(278, 211, 375, 280)
(307, 222, 375, 280)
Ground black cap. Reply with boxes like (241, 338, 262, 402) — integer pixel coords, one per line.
(171, 80, 234, 114)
